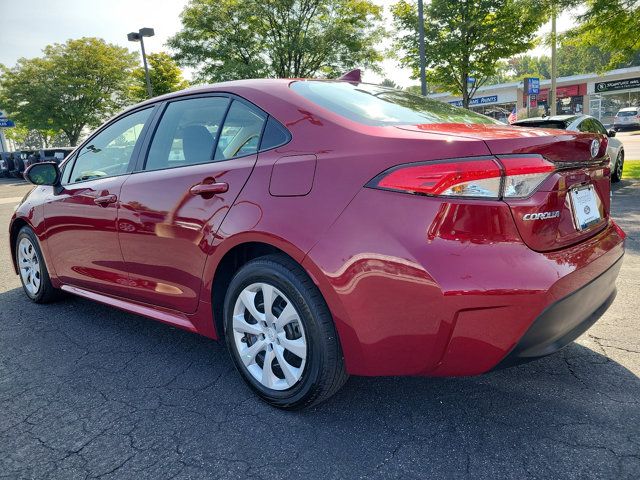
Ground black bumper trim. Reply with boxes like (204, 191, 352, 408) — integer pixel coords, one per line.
(496, 255, 623, 369)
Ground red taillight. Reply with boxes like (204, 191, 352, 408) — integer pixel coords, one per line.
(370, 155, 555, 199)
(374, 158, 502, 198)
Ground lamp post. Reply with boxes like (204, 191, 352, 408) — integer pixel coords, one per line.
(127, 27, 155, 98)
(417, 0, 427, 96)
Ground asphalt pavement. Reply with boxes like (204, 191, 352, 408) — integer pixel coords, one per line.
(617, 130, 640, 160)
(0, 177, 639, 480)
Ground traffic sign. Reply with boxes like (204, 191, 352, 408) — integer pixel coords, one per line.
(0, 119, 15, 128)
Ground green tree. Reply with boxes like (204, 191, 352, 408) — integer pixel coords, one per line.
(391, 0, 546, 108)
(131, 52, 190, 102)
(565, 0, 640, 70)
(0, 38, 137, 146)
(379, 78, 399, 89)
(5, 126, 68, 150)
(168, 0, 385, 82)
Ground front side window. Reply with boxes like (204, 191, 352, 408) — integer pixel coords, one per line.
(290, 81, 500, 126)
(69, 108, 151, 183)
(144, 96, 230, 171)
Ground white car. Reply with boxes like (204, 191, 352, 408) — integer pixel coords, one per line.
(512, 115, 625, 182)
(614, 107, 640, 131)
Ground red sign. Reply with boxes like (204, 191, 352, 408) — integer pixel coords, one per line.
(538, 83, 586, 101)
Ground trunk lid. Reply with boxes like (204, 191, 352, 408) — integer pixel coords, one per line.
(396, 124, 611, 252)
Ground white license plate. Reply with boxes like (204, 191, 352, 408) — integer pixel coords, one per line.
(570, 185, 601, 230)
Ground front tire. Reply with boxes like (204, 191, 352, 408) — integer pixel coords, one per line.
(224, 254, 348, 409)
(612, 151, 624, 183)
(15, 226, 60, 303)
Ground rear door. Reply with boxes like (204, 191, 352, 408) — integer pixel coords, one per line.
(117, 95, 267, 313)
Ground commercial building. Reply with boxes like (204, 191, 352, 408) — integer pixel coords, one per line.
(430, 66, 640, 125)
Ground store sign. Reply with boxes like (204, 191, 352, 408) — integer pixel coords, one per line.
(526, 77, 540, 95)
(595, 77, 640, 93)
(449, 95, 498, 107)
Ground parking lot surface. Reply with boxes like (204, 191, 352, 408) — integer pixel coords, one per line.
(617, 130, 640, 160)
(0, 177, 638, 480)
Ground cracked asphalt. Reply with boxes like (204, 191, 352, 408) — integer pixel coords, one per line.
(1, 176, 639, 480)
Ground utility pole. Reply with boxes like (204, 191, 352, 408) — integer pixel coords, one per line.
(550, 8, 557, 116)
(128, 28, 155, 98)
(417, 0, 427, 96)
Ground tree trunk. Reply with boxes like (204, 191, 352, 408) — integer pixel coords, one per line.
(462, 73, 470, 109)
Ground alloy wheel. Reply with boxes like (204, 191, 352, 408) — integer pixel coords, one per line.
(232, 282, 307, 391)
(18, 237, 41, 296)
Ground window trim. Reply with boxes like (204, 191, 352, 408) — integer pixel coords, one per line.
(63, 104, 158, 186)
(132, 92, 284, 174)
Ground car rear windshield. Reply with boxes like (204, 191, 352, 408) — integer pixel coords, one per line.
(618, 110, 638, 117)
(290, 81, 500, 126)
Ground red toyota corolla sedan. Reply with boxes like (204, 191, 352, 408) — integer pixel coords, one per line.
(10, 79, 625, 409)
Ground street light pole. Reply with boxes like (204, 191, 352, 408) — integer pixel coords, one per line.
(127, 28, 155, 98)
(417, 0, 427, 96)
(550, 10, 557, 116)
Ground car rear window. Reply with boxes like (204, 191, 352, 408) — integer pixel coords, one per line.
(618, 110, 638, 117)
(290, 81, 500, 126)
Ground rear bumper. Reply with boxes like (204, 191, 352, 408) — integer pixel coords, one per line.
(495, 255, 622, 368)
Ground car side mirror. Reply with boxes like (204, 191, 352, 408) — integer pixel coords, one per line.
(607, 129, 616, 137)
(24, 162, 61, 186)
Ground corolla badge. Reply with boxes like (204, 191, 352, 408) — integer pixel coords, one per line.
(590, 139, 600, 158)
(522, 211, 561, 221)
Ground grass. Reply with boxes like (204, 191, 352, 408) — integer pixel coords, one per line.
(622, 159, 640, 180)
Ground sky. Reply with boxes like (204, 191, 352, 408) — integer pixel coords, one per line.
(0, 0, 578, 89)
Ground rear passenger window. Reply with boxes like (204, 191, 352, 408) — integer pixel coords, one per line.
(214, 101, 266, 161)
(144, 96, 230, 171)
(260, 117, 291, 151)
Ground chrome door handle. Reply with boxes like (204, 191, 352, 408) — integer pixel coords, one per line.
(94, 194, 117, 207)
(190, 182, 229, 196)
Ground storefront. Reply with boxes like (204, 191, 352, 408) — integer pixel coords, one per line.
(536, 83, 587, 116)
(429, 66, 640, 125)
(588, 76, 640, 126)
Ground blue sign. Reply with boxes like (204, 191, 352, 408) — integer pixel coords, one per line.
(449, 95, 498, 107)
(0, 119, 15, 127)
(526, 77, 540, 95)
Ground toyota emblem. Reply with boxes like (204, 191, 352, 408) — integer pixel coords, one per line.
(590, 139, 600, 158)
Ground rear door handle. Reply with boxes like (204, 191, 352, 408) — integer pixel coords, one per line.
(94, 194, 117, 207)
(190, 182, 229, 196)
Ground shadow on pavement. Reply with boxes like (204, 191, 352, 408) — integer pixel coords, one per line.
(1, 286, 638, 479)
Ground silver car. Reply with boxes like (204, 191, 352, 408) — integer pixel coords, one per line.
(512, 114, 625, 182)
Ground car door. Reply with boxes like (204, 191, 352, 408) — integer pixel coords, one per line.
(117, 95, 267, 313)
(43, 107, 155, 297)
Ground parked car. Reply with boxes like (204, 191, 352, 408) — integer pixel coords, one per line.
(10, 150, 36, 178)
(613, 106, 640, 131)
(34, 147, 74, 164)
(10, 79, 625, 409)
(512, 115, 625, 182)
(0, 152, 13, 177)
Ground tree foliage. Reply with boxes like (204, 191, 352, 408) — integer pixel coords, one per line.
(391, 0, 546, 107)
(131, 52, 189, 102)
(0, 38, 137, 146)
(4, 125, 69, 150)
(565, 0, 640, 70)
(168, 0, 385, 82)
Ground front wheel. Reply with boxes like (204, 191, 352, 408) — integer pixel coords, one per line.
(15, 226, 61, 303)
(224, 255, 347, 409)
(612, 151, 624, 183)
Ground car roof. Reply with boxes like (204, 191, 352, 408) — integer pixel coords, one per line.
(618, 106, 638, 111)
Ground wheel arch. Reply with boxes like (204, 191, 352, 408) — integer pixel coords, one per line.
(9, 217, 31, 274)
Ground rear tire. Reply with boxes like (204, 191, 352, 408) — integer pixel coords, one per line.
(612, 151, 624, 183)
(223, 254, 348, 410)
(15, 226, 61, 303)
